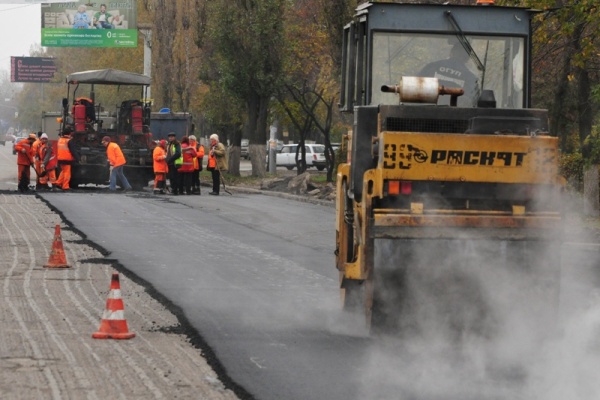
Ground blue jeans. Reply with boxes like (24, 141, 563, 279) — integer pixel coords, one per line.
(109, 165, 132, 191)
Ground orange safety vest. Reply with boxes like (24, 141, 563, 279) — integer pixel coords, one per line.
(39, 142, 58, 170)
(207, 145, 217, 168)
(106, 142, 127, 167)
(57, 137, 75, 161)
(190, 140, 205, 170)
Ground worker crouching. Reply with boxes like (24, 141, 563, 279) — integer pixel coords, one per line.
(38, 133, 58, 189)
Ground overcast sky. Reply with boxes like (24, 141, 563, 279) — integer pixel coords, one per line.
(0, 3, 42, 74)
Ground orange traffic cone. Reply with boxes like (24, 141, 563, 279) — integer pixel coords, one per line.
(43, 224, 71, 268)
(93, 272, 135, 340)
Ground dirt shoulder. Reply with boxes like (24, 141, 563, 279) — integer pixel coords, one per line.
(0, 193, 241, 400)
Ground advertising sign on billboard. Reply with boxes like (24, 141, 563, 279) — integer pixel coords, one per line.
(11, 57, 57, 83)
(41, 1, 137, 48)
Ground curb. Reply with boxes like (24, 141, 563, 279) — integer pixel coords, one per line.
(226, 185, 336, 208)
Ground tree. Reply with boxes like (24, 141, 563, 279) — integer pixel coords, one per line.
(522, 0, 600, 215)
(276, 0, 340, 180)
(204, 0, 286, 177)
(524, 0, 599, 150)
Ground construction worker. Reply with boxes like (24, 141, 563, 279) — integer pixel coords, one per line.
(165, 132, 182, 195)
(38, 133, 58, 189)
(14, 133, 36, 193)
(55, 127, 80, 191)
(207, 133, 228, 196)
(189, 135, 204, 195)
(153, 140, 168, 194)
(31, 131, 44, 190)
(101, 136, 133, 192)
(177, 136, 197, 195)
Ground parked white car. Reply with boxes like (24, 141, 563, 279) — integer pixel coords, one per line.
(274, 144, 326, 170)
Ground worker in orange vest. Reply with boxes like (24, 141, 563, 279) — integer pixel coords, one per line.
(102, 136, 133, 192)
(153, 139, 168, 194)
(177, 136, 197, 195)
(189, 135, 204, 195)
(38, 133, 58, 189)
(54, 127, 80, 191)
(14, 133, 36, 193)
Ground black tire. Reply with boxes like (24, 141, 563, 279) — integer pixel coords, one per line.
(317, 166, 325, 171)
(286, 166, 294, 170)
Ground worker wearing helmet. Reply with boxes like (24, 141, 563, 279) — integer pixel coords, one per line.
(102, 136, 133, 192)
(153, 140, 168, 194)
(207, 133, 227, 195)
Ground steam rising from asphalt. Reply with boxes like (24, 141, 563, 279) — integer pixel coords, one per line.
(353, 235, 600, 400)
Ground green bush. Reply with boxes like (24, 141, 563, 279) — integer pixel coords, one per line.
(559, 151, 584, 192)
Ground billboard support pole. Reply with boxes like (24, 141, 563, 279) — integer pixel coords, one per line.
(140, 27, 152, 101)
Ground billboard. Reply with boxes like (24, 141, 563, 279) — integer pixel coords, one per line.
(41, 1, 137, 48)
(11, 57, 57, 83)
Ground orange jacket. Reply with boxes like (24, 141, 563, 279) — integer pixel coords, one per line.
(178, 143, 197, 173)
(106, 142, 127, 167)
(15, 139, 34, 166)
(57, 137, 75, 161)
(153, 145, 168, 173)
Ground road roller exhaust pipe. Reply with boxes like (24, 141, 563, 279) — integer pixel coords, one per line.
(382, 77, 464, 106)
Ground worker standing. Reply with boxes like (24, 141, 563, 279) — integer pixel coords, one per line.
(165, 132, 182, 195)
(101, 136, 133, 192)
(54, 127, 80, 191)
(207, 133, 228, 196)
(14, 133, 36, 193)
(153, 140, 168, 194)
(177, 136, 197, 195)
(38, 133, 58, 189)
(189, 135, 204, 195)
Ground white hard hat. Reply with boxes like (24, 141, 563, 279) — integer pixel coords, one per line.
(40, 133, 48, 139)
(210, 134, 219, 141)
